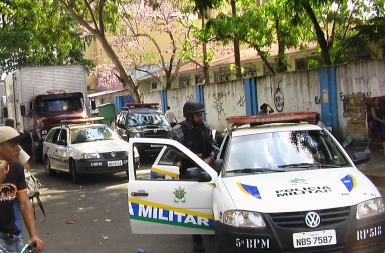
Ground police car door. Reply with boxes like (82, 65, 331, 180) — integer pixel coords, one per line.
(128, 138, 217, 235)
(56, 128, 69, 170)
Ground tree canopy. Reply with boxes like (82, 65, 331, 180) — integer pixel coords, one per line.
(0, 0, 93, 76)
(2, 0, 384, 93)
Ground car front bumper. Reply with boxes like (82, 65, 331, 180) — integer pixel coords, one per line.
(215, 207, 385, 253)
(75, 157, 129, 174)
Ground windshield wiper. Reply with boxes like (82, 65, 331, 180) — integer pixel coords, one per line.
(278, 163, 318, 169)
(317, 163, 346, 168)
(227, 168, 285, 173)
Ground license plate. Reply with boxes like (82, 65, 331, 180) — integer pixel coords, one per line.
(293, 229, 336, 248)
(108, 160, 123, 167)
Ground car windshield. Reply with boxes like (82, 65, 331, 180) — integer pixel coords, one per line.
(126, 113, 169, 127)
(224, 129, 350, 174)
(70, 125, 119, 144)
(35, 97, 84, 114)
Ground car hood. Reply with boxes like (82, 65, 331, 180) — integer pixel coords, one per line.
(221, 168, 379, 213)
(72, 140, 129, 153)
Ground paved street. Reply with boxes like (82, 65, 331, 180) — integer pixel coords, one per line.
(25, 150, 385, 253)
(27, 161, 216, 253)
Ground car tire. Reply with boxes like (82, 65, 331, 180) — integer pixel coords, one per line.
(215, 234, 223, 253)
(45, 156, 56, 176)
(71, 160, 80, 184)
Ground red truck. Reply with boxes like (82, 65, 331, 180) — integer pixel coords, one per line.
(4, 65, 88, 162)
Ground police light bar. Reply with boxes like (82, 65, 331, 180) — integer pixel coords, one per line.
(226, 112, 317, 126)
(60, 117, 104, 124)
(124, 103, 159, 108)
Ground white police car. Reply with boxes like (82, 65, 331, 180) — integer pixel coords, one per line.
(43, 118, 139, 183)
(126, 112, 385, 252)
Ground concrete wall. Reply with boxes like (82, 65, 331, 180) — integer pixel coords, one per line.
(142, 58, 385, 141)
(337, 59, 385, 141)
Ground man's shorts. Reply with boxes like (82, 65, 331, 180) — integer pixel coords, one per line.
(0, 232, 23, 253)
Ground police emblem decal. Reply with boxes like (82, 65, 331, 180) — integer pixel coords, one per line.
(173, 186, 186, 203)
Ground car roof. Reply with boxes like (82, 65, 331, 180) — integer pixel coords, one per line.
(119, 110, 163, 115)
(51, 123, 107, 130)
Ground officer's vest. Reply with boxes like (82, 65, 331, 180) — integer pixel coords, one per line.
(180, 121, 210, 173)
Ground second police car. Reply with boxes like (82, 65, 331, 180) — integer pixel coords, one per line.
(43, 117, 139, 183)
(126, 112, 385, 253)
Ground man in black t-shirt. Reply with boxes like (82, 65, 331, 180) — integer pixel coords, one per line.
(0, 126, 45, 252)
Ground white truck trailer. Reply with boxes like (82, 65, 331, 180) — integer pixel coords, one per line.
(4, 65, 88, 162)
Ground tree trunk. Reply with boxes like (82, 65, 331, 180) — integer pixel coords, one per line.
(231, 0, 242, 79)
(96, 34, 141, 102)
(275, 17, 287, 73)
(201, 13, 210, 84)
(302, 1, 332, 65)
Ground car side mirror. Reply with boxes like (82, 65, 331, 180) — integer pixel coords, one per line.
(352, 152, 370, 165)
(185, 167, 211, 182)
(212, 159, 223, 175)
(91, 99, 96, 110)
(57, 140, 66, 146)
(20, 104, 26, 117)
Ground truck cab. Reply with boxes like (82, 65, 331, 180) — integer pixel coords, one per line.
(28, 91, 88, 162)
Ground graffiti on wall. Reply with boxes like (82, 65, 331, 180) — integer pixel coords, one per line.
(212, 92, 225, 119)
(354, 75, 382, 97)
(274, 81, 284, 112)
(186, 94, 194, 101)
(237, 95, 245, 107)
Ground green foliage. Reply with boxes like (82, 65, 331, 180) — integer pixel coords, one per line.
(0, 0, 94, 75)
(192, 0, 224, 12)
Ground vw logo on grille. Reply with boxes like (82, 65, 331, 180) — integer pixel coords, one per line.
(305, 212, 321, 228)
(111, 151, 116, 157)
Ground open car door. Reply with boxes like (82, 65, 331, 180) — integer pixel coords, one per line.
(128, 138, 218, 235)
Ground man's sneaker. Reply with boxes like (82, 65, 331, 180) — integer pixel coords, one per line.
(193, 242, 205, 252)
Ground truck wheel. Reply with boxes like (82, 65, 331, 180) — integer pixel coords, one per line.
(45, 156, 56, 176)
(71, 160, 80, 184)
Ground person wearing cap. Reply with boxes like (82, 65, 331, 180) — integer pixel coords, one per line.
(0, 126, 45, 252)
(4, 118, 31, 240)
(170, 100, 219, 252)
(259, 103, 274, 115)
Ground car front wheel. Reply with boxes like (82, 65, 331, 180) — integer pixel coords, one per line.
(71, 160, 80, 184)
(45, 156, 56, 176)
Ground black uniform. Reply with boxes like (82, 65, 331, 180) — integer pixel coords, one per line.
(171, 120, 219, 177)
(170, 120, 219, 248)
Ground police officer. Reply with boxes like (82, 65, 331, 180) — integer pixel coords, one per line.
(170, 100, 219, 252)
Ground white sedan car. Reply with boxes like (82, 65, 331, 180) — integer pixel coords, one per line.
(126, 112, 385, 253)
(43, 119, 139, 183)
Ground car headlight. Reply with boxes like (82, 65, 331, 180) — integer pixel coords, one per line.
(223, 210, 266, 227)
(130, 132, 141, 138)
(80, 153, 100, 159)
(356, 198, 385, 219)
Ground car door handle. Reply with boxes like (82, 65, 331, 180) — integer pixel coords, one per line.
(131, 191, 149, 197)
